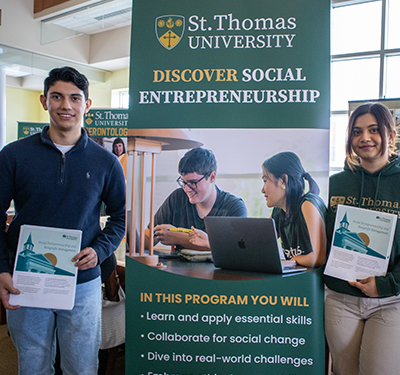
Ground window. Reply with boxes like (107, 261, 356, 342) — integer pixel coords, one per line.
(120, 90, 130, 108)
(331, 1, 382, 55)
(386, 0, 400, 49)
(111, 88, 129, 108)
(330, 0, 400, 172)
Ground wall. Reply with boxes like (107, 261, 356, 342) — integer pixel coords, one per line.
(5, 67, 130, 144)
(5, 87, 47, 144)
(89, 26, 131, 65)
(90, 68, 129, 107)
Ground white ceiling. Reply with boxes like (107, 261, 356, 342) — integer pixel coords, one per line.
(41, 0, 132, 35)
(3, 0, 133, 89)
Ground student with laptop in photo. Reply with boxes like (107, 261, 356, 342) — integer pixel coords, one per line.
(262, 151, 327, 268)
(190, 151, 327, 269)
(145, 147, 247, 251)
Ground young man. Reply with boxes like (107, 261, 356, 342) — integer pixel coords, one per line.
(146, 148, 247, 250)
(0, 67, 126, 374)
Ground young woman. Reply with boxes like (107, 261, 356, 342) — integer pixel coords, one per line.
(112, 137, 126, 157)
(189, 151, 327, 268)
(262, 151, 327, 267)
(324, 102, 400, 375)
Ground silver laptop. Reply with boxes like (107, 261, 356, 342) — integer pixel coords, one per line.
(204, 217, 306, 274)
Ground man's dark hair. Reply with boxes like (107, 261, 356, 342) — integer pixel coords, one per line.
(178, 148, 217, 176)
(43, 66, 89, 100)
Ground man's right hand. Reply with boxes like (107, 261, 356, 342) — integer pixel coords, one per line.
(0, 272, 20, 310)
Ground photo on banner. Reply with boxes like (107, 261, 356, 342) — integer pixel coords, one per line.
(84, 108, 128, 217)
(149, 128, 329, 221)
(127, 1, 330, 374)
(84, 108, 128, 157)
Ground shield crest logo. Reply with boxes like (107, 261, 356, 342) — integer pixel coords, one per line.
(85, 113, 94, 126)
(330, 196, 345, 213)
(155, 15, 185, 50)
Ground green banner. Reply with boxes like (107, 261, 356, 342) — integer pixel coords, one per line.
(17, 122, 48, 139)
(127, 1, 330, 373)
(129, 0, 330, 129)
(84, 108, 128, 138)
(126, 258, 325, 374)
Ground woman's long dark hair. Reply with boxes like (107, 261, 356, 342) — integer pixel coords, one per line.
(263, 151, 320, 222)
(346, 102, 397, 171)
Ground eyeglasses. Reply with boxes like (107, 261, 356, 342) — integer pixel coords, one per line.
(176, 174, 209, 190)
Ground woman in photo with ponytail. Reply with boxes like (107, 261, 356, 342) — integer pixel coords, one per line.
(261, 151, 327, 267)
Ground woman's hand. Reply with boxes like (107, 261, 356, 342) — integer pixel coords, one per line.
(349, 277, 379, 297)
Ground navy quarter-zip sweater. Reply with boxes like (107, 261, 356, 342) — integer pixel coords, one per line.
(0, 126, 126, 284)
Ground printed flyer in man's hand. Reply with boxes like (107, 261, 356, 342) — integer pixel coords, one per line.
(9, 225, 81, 310)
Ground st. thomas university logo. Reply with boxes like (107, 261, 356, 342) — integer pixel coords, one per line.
(85, 113, 94, 125)
(155, 15, 185, 50)
(330, 196, 345, 213)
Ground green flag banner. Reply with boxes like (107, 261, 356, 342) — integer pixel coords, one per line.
(129, 0, 330, 129)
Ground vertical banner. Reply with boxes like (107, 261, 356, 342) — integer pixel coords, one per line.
(17, 122, 47, 139)
(129, 0, 329, 129)
(127, 1, 330, 374)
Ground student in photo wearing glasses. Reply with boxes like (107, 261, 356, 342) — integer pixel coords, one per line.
(145, 148, 247, 251)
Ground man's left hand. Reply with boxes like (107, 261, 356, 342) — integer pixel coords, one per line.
(72, 247, 98, 270)
(349, 277, 378, 297)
